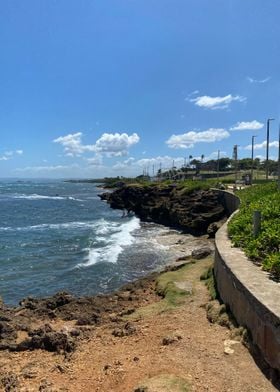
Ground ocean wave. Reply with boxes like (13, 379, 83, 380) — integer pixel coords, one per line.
(11, 194, 83, 201)
(0, 221, 98, 232)
(77, 217, 141, 267)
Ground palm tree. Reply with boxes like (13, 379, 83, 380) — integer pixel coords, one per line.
(189, 155, 193, 166)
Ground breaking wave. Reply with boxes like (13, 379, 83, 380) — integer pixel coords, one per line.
(11, 194, 83, 201)
(77, 217, 141, 267)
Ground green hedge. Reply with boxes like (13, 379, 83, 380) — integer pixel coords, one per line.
(228, 183, 280, 279)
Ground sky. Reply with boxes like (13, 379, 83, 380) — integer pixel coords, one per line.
(1, 0, 280, 178)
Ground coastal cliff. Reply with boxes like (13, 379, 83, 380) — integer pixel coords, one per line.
(100, 184, 227, 235)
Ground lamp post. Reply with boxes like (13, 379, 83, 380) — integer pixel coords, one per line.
(251, 135, 257, 184)
(266, 118, 274, 180)
(278, 123, 280, 189)
(233, 145, 238, 184)
(217, 150, 220, 181)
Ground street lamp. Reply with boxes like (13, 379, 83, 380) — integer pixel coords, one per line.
(251, 135, 257, 184)
(266, 118, 275, 180)
(278, 124, 280, 189)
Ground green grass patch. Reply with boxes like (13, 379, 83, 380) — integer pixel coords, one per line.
(155, 264, 193, 306)
(128, 264, 193, 320)
(228, 182, 280, 279)
(200, 266, 217, 300)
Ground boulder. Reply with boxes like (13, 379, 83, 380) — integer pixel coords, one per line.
(191, 246, 212, 260)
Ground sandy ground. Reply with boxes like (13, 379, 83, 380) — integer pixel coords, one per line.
(0, 232, 278, 392)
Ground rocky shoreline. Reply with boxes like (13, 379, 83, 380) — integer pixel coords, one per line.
(0, 183, 223, 357)
(0, 229, 213, 355)
(99, 184, 227, 236)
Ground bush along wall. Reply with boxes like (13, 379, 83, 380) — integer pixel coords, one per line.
(228, 182, 280, 280)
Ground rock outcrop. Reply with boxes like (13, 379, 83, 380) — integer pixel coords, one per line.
(100, 184, 227, 235)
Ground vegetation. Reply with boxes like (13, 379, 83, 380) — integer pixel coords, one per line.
(228, 183, 280, 279)
(200, 266, 218, 300)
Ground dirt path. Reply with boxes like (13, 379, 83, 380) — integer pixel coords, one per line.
(0, 257, 277, 392)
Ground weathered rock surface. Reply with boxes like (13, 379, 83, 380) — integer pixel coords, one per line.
(100, 184, 227, 235)
(191, 246, 212, 260)
(0, 275, 157, 353)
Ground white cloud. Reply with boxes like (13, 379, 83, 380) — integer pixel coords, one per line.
(54, 131, 140, 158)
(189, 94, 246, 110)
(0, 149, 23, 161)
(14, 164, 80, 173)
(204, 151, 228, 160)
(136, 156, 185, 170)
(247, 76, 271, 84)
(244, 140, 279, 150)
(53, 132, 95, 156)
(86, 155, 103, 166)
(166, 128, 230, 149)
(113, 156, 186, 172)
(113, 158, 136, 170)
(230, 120, 264, 131)
(94, 132, 140, 157)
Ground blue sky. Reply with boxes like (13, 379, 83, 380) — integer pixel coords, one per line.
(1, 0, 280, 178)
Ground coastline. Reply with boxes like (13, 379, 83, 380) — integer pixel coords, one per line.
(0, 242, 275, 391)
(0, 215, 276, 390)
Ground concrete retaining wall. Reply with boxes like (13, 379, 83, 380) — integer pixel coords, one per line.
(214, 191, 280, 372)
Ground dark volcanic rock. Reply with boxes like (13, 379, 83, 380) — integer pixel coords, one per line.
(191, 246, 212, 260)
(1, 372, 19, 392)
(100, 185, 227, 235)
(19, 324, 76, 353)
(0, 272, 157, 353)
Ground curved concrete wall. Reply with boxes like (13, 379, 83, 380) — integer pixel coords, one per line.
(214, 190, 280, 372)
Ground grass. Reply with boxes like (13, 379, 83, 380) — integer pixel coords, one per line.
(128, 263, 193, 320)
(200, 266, 218, 300)
(128, 258, 213, 320)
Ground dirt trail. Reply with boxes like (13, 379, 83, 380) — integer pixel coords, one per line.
(0, 257, 277, 392)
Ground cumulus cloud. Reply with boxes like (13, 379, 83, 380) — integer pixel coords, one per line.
(53, 132, 95, 156)
(54, 131, 140, 158)
(94, 133, 140, 157)
(166, 128, 230, 149)
(244, 140, 278, 150)
(247, 76, 271, 84)
(230, 120, 264, 131)
(189, 94, 246, 110)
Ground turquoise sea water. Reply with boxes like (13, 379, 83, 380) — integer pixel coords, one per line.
(0, 180, 171, 305)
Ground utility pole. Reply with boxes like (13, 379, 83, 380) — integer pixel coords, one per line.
(251, 135, 257, 185)
(233, 145, 238, 184)
(278, 124, 280, 189)
(217, 150, 220, 181)
(266, 118, 275, 180)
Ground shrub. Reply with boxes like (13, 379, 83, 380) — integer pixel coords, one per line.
(228, 182, 280, 279)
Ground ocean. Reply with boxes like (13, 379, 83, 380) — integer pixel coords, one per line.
(0, 180, 173, 305)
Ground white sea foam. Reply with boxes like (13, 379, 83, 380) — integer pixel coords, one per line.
(0, 221, 97, 232)
(12, 194, 83, 201)
(77, 217, 141, 267)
